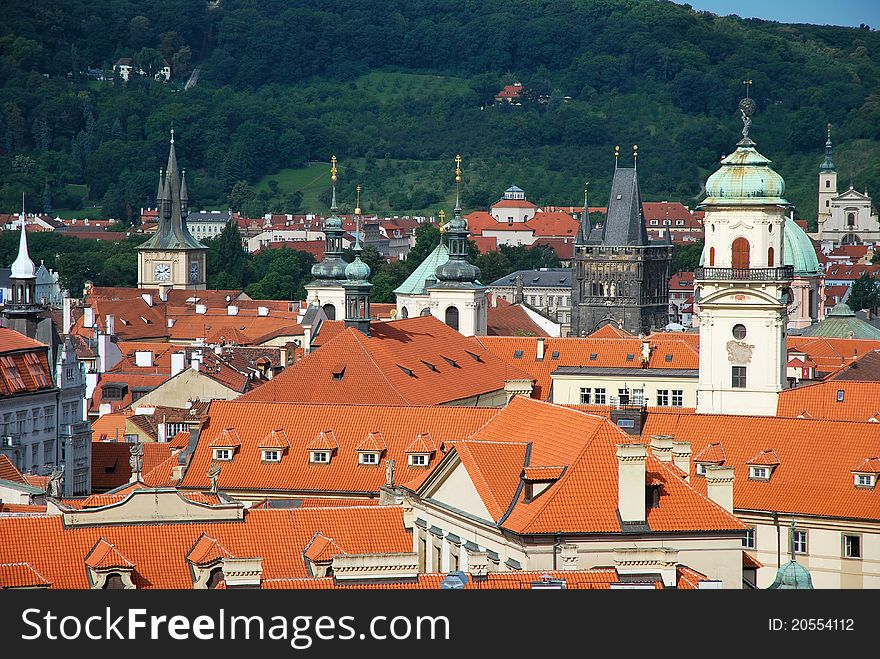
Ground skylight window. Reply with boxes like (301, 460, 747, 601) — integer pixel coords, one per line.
(626, 354, 635, 361)
(440, 355, 460, 368)
(551, 351, 560, 360)
(589, 353, 598, 360)
(420, 360, 438, 372)
(664, 354, 673, 363)
(465, 350, 483, 363)
(397, 364, 415, 377)
(514, 350, 524, 359)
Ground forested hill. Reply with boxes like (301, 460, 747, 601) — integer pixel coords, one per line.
(2, 0, 879, 225)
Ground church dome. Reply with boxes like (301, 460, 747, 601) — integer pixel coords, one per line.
(435, 258, 480, 283)
(324, 214, 343, 231)
(311, 256, 347, 280)
(703, 144, 788, 207)
(345, 254, 371, 282)
(783, 217, 820, 277)
(767, 560, 813, 589)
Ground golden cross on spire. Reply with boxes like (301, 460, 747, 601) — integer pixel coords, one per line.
(355, 184, 362, 215)
(827, 122, 832, 139)
(743, 75, 753, 98)
(438, 209, 447, 233)
(633, 144, 638, 165)
(330, 155, 337, 182)
(455, 154, 462, 183)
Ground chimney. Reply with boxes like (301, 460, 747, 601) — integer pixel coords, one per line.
(536, 337, 545, 360)
(158, 286, 169, 302)
(195, 304, 207, 314)
(616, 443, 648, 524)
(134, 350, 153, 368)
(705, 465, 735, 513)
(105, 315, 115, 337)
(258, 306, 269, 316)
(83, 307, 95, 328)
(167, 318, 174, 328)
(672, 441, 692, 480)
(190, 351, 202, 372)
(227, 305, 239, 316)
(141, 293, 153, 306)
(63, 296, 73, 334)
(649, 435, 674, 462)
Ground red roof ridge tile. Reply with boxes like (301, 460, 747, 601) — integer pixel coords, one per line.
(852, 457, 880, 473)
(356, 431, 387, 453)
(258, 429, 291, 449)
(746, 449, 781, 466)
(303, 532, 347, 563)
(308, 429, 339, 451)
(693, 442, 726, 464)
(210, 428, 242, 448)
(186, 533, 235, 565)
(406, 432, 436, 454)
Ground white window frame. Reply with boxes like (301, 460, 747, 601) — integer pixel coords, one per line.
(408, 453, 429, 467)
(854, 473, 875, 488)
(359, 452, 379, 465)
(843, 534, 862, 559)
(579, 388, 591, 405)
(749, 466, 769, 480)
(593, 388, 606, 405)
(310, 451, 330, 464)
(671, 390, 684, 407)
(792, 529, 808, 555)
(213, 448, 233, 461)
(656, 390, 669, 407)
(261, 449, 281, 462)
(695, 463, 708, 476)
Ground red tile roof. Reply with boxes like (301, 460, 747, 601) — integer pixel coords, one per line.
(641, 412, 880, 522)
(852, 457, 880, 474)
(0, 330, 53, 396)
(777, 380, 880, 422)
(89, 442, 176, 492)
(186, 533, 234, 565)
(0, 563, 50, 589)
(84, 538, 135, 569)
(0, 455, 28, 485)
(0, 504, 411, 588)
(241, 315, 531, 405)
(487, 299, 551, 337)
(179, 402, 498, 495)
(0, 327, 46, 353)
(492, 198, 538, 209)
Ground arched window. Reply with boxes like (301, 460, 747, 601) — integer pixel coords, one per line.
(847, 212, 856, 227)
(709, 246, 715, 267)
(420, 307, 431, 317)
(732, 237, 750, 270)
(826, 180, 830, 188)
(103, 573, 125, 590)
(767, 246, 774, 267)
(322, 303, 335, 320)
(401, 306, 409, 319)
(445, 306, 459, 331)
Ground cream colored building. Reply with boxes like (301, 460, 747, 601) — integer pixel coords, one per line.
(550, 367, 698, 409)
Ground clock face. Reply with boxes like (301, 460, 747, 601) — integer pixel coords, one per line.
(154, 263, 171, 282)
(190, 261, 200, 282)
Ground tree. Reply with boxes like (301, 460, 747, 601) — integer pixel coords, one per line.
(228, 180, 256, 212)
(847, 272, 879, 313)
(672, 242, 704, 273)
(405, 223, 442, 272)
(133, 48, 165, 78)
(207, 219, 246, 288)
(475, 249, 512, 285)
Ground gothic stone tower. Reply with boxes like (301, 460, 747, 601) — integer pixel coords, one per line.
(570, 148, 672, 336)
(695, 97, 792, 416)
(137, 130, 207, 290)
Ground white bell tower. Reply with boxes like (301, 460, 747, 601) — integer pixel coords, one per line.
(696, 92, 791, 416)
(817, 123, 837, 240)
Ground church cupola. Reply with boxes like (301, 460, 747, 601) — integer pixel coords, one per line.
(820, 123, 836, 173)
(433, 155, 481, 285)
(8, 199, 37, 310)
(343, 186, 372, 336)
(695, 90, 791, 417)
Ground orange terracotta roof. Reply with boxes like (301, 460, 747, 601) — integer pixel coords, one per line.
(186, 533, 235, 565)
(0, 455, 28, 485)
(742, 552, 763, 570)
(747, 449, 780, 466)
(0, 327, 46, 353)
(0, 505, 410, 588)
(356, 431, 387, 453)
(210, 428, 242, 448)
(487, 301, 550, 337)
(84, 538, 135, 569)
(179, 402, 498, 495)
(303, 533, 346, 563)
(90, 442, 175, 492)
(492, 198, 538, 209)
(852, 457, 880, 474)
(522, 465, 566, 481)
(91, 411, 131, 442)
(777, 381, 880, 422)
(0, 503, 47, 513)
(407, 433, 436, 454)
(0, 333, 53, 396)
(641, 412, 880, 521)
(0, 563, 50, 589)
(693, 442, 726, 464)
(250, 498, 380, 509)
(241, 316, 531, 405)
(588, 324, 635, 339)
(258, 429, 291, 449)
(169, 431, 191, 448)
(307, 430, 339, 451)
(476, 336, 699, 400)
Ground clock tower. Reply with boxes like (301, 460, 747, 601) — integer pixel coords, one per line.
(137, 129, 208, 290)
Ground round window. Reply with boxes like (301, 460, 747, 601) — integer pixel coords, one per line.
(732, 324, 747, 340)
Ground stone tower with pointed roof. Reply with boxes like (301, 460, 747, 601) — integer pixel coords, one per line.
(570, 147, 672, 336)
(695, 97, 792, 416)
(305, 155, 348, 320)
(426, 156, 488, 336)
(137, 130, 207, 290)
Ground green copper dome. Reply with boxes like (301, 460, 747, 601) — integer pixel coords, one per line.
(324, 214, 343, 231)
(702, 143, 789, 207)
(311, 257, 347, 280)
(799, 302, 880, 339)
(345, 253, 371, 282)
(783, 218, 820, 277)
(767, 560, 813, 589)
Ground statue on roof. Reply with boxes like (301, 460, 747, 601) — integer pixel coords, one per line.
(47, 467, 64, 498)
(207, 462, 222, 493)
(385, 459, 396, 487)
(129, 442, 144, 476)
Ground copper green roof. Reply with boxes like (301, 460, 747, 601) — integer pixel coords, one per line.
(394, 242, 449, 295)
(799, 302, 880, 339)
(701, 142, 789, 207)
(767, 561, 813, 589)
(783, 218, 820, 277)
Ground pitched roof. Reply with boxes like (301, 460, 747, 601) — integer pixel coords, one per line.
(777, 380, 880, 422)
(84, 538, 135, 570)
(0, 504, 410, 588)
(90, 442, 176, 492)
(0, 455, 28, 485)
(641, 412, 880, 522)
(240, 316, 531, 406)
(487, 300, 550, 337)
(0, 563, 50, 589)
(186, 533, 235, 565)
(179, 402, 498, 494)
(598, 168, 649, 246)
(394, 242, 449, 295)
(0, 327, 46, 353)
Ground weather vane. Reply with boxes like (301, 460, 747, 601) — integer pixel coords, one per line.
(738, 77, 756, 143)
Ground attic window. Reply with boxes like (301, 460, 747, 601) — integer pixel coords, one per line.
(514, 350, 524, 359)
(465, 350, 483, 363)
(551, 351, 560, 360)
(310, 451, 330, 464)
(440, 355, 460, 368)
(261, 449, 281, 463)
(695, 463, 708, 476)
(616, 194, 622, 200)
(359, 452, 380, 465)
(664, 354, 673, 362)
(854, 474, 875, 488)
(332, 366, 346, 380)
(626, 354, 635, 362)
(409, 453, 429, 467)
(589, 353, 597, 361)
(397, 364, 415, 377)
(532, 278, 540, 284)
(420, 360, 438, 372)
(213, 448, 233, 461)
(141, 317, 152, 324)
(749, 466, 770, 480)
(837, 390, 844, 402)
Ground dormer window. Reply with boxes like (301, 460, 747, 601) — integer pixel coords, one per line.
(837, 390, 845, 402)
(855, 473, 875, 488)
(310, 451, 330, 464)
(749, 466, 770, 480)
(213, 448, 233, 461)
(695, 463, 708, 476)
(359, 452, 379, 465)
(408, 453, 429, 467)
(262, 449, 281, 463)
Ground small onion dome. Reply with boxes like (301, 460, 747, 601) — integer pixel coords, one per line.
(767, 561, 813, 589)
(311, 258, 347, 280)
(324, 214, 343, 231)
(783, 217, 820, 277)
(345, 253, 371, 282)
(435, 258, 481, 283)
(703, 145, 788, 207)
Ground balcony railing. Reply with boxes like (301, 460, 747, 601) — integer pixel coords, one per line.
(695, 266, 793, 281)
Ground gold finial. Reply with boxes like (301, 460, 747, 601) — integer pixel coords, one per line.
(355, 184, 362, 215)
(330, 155, 337, 183)
(455, 154, 462, 183)
(614, 145, 620, 162)
(827, 123, 832, 139)
(438, 209, 447, 233)
(633, 144, 638, 162)
(743, 75, 753, 98)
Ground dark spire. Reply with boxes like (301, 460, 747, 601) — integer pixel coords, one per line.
(576, 181, 590, 244)
(434, 154, 482, 286)
(820, 123, 837, 173)
(310, 155, 346, 282)
(600, 161, 649, 247)
(155, 169, 165, 215)
(180, 169, 189, 213)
